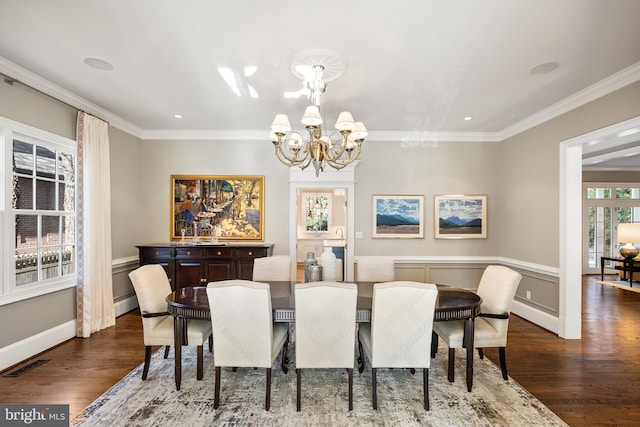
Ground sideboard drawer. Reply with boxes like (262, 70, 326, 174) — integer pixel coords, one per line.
(237, 247, 269, 258)
(203, 247, 233, 258)
(142, 247, 174, 259)
(176, 248, 205, 258)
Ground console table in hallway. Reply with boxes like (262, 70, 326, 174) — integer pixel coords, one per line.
(600, 256, 640, 286)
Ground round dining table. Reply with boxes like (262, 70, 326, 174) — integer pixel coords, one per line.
(166, 282, 481, 392)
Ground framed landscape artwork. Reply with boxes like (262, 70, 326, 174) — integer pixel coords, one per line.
(372, 195, 424, 238)
(170, 175, 264, 241)
(435, 195, 487, 239)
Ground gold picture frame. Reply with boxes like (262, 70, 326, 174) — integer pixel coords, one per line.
(171, 175, 264, 241)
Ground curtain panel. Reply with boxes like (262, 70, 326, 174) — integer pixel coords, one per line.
(76, 111, 115, 337)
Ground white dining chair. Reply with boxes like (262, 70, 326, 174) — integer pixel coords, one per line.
(252, 255, 292, 282)
(355, 256, 395, 282)
(357, 281, 438, 410)
(294, 281, 358, 411)
(207, 279, 290, 411)
(432, 265, 522, 382)
(128, 264, 212, 382)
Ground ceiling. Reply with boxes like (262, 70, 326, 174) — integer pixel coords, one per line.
(1, 0, 639, 169)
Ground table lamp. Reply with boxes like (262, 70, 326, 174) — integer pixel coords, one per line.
(617, 223, 640, 259)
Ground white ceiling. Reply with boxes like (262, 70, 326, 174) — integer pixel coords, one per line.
(1, 0, 639, 169)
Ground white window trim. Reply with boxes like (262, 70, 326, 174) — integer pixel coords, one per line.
(1, 116, 77, 306)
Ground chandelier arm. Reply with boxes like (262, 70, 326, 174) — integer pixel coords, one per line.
(325, 142, 362, 169)
(273, 131, 310, 166)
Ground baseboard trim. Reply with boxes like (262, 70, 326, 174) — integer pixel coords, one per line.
(0, 296, 139, 372)
(0, 320, 76, 372)
(512, 300, 559, 334)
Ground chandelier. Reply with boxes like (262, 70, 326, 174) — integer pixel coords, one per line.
(270, 64, 367, 176)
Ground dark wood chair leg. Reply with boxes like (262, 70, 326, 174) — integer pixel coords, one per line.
(208, 335, 213, 353)
(424, 368, 430, 411)
(431, 331, 438, 357)
(357, 335, 365, 373)
(478, 348, 484, 359)
(281, 333, 289, 373)
(372, 367, 378, 410)
(447, 348, 455, 382)
(499, 347, 508, 380)
(296, 369, 301, 412)
(214, 366, 221, 409)
(265, 368, 272, 411)
(197, 345, 204, 380)
(163, 346, 170, 359)
(142, 346, 152, 380)
(348, 368, 353, 411)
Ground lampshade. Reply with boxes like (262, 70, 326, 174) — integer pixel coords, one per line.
(617, 223, 640, 243)
(351, 122, 368, 140)
(335, 112, 355, 131)
(617, 223, 640, 259)
(301, 106, 323, 126)
(271, 114, 291, 133)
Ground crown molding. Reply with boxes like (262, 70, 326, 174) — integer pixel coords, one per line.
(0, 56, 144, 138)
(500, 61, 640, 140)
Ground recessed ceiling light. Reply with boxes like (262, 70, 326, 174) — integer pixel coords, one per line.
(529, 61, 559, 75)
(464, 116, 473, 121)
(174, 114, 183, 119)
(83, 57, 114, 71)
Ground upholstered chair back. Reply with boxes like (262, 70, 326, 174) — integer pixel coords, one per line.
(295, 281, 358, 369)
(252, 255, 293, 282)
(366, 281, 438, 368)
(129, 264, 173, 341)
(207, 279, 276, 368)
(355, 256, 395, 282)
(476, 265, 522, 344)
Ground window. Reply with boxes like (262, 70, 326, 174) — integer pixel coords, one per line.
(305, 193, 330, 232)
(1, 118, 76, 304)
(583, 184, 640, 272)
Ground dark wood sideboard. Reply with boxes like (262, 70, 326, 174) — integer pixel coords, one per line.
(137, 243, 273, 290)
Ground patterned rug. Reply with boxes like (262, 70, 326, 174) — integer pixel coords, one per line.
(73, 341, 567, 427)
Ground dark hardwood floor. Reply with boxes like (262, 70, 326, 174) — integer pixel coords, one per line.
(1, 274, 639, 426)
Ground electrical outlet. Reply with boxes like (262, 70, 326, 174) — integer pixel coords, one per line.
(355, 231, 363, 238)
(526, 290, 531, 300)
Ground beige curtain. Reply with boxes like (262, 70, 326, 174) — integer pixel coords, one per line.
(76, 111, 115, 337)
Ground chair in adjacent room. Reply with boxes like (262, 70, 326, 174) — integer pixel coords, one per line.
(357, 281, 438, 410)
(252, 255, 293, 282)
(294, 281, 358, 411)
(432, 265, 522, 382)
(354, 256, 395, 282)
(207, 279, 290, 411)
(128, 264, 212, 382)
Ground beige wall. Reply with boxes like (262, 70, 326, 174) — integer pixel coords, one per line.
(500, 81, 640, 267)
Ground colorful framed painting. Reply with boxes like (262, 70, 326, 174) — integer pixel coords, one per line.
(372, 195, 424, 238)
(435, 195, 487, 239)
(171, 175, 264, 241)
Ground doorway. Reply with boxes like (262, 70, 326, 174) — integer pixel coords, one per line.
(288, 163, 358, 281)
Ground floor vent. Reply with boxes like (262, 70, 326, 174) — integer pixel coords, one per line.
(3, 359, 50, 377)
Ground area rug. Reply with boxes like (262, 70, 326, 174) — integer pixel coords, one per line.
(596, 280, 640, 294)
(72, 342, 567, 427)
